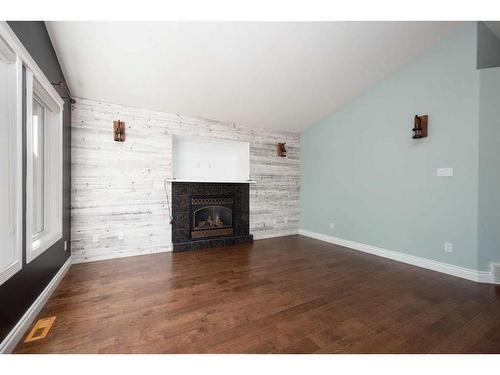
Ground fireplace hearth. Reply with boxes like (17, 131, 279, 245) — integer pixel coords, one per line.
(171, 182, 252, 252)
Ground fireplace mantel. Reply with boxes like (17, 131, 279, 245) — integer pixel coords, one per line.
(165, 178, 256, 184)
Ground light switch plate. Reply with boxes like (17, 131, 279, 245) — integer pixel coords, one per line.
(92, 234, 99, 243)
(437, 167, 453, 177)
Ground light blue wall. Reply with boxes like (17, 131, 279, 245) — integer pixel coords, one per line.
(300, 23, 481, 270)
(478, 67, 500, 270)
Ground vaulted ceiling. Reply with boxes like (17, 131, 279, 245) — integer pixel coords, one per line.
(46, 21, 461, 132)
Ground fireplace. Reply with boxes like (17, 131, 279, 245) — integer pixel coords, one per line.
(191, 196, 234, 239)
(171, 182, 253, 252)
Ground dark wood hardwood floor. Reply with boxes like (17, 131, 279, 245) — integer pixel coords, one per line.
(14, 235, 500, 353)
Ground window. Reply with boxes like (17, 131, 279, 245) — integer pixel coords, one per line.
(0, 33, 22, 286)
(32, 96, 46, 236)
(1, 22, 64, 282)
(25, 69, 63, 263)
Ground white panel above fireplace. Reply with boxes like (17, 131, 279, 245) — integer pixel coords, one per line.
(172, 136, 250, 183)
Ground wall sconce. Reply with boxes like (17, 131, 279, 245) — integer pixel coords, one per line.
(113, 120, 125, 142)
(277, 142, 287, 157)
(412, 115, 428, 139)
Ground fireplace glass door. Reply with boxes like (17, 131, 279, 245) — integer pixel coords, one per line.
(190, 196, 234, 239)
(193, 206, 232, 230)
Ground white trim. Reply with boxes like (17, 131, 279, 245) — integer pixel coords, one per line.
(72, 247, 173, 264)
(0, 35, 23, 287)
(0, 34, 16, 62)
(33, 76, 60, 113)
(0, 261, 22, 287)
(254, 230, 298, 240)
(298, 229, 494, 284)
(477, 271, 494, 284)
(490, 263, 500, 284)
(0, 256, 72, 354)
(0, 22, 64, 110)
(25, 69, 63, 263)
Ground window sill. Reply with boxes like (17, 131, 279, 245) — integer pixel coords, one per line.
(27, 230, 62, 264)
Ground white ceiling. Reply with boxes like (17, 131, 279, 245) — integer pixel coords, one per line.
(46, 21, 461, 133)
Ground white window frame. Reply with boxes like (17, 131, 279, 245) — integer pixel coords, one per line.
(0, 22, 64, 279)
(0, 32, 22, 286)
(25, 69, 63, 263)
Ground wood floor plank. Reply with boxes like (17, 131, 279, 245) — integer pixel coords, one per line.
(13, 235, 500, 353)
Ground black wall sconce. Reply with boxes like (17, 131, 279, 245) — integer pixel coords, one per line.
(277, 142, 287, 157)
(113, 120, 125, 142)
(413, 115, 428, 139)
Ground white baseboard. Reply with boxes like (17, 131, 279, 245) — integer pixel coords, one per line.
(0, 256, 72, 353)
(253, 230, 298, 240)
(72, 246, 172, 264)
(298, 229, 493, 284)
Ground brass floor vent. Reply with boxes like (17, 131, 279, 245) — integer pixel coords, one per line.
(24, 317, 56, 343)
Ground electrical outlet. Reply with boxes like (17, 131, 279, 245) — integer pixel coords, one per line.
(118, 232, 124, 240)
(273, 219, 277, 225)
(92, 234, 99, 243)
(64, 241, 68, 251)
(330, 222, 335, 230)
(437, 167, 453, 177)
(444, 242, 453, 253)
(284, 217, 288, 224)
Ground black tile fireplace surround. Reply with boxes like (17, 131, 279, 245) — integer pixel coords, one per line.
(171, 182, 253, 252)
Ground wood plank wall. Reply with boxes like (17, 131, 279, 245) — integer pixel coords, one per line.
(71, 98, 300, 263)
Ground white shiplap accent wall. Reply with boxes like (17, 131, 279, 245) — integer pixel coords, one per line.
(71, 98, 300, 263)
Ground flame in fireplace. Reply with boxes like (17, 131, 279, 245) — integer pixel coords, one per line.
(193, 205, 232, 230)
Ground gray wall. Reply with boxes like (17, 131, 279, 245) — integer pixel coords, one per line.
(0, 22, 71, 343)
(477, 22, 500, 69)
(478, 67, 500, 270)
(300, 23, 481, 270)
